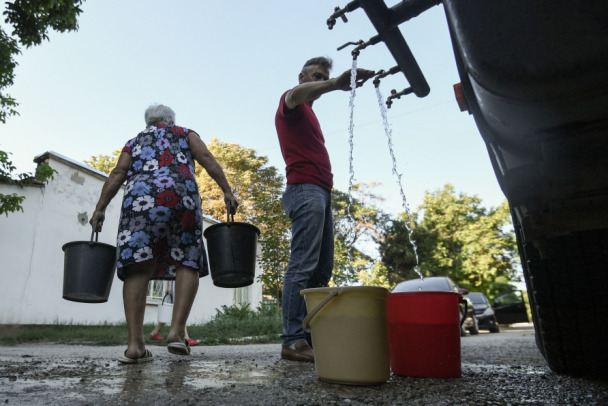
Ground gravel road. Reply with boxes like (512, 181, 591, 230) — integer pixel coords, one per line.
(1, 323, 607, 405)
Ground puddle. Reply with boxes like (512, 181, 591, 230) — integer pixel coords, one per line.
(1, 376, 83, 390)
(171, 361, 270, 389)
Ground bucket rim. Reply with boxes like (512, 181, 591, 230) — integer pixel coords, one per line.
(203, 221, 260, 236)
(62, 240, 116, 251)
(301, 286, 389, 296)
(389, 291, 461, 297)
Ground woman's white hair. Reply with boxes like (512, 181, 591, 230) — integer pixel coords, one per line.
(144, 104, 176, 126)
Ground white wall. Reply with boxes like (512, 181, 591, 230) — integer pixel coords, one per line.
(0, 151, 262, 325)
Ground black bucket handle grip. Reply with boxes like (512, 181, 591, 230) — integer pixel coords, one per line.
(90, 220, 100, 245)
(226, 201, 234, 224)
(459, 296, 467, 326)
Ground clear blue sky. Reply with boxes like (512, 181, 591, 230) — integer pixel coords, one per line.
(1, 0, 506, 216)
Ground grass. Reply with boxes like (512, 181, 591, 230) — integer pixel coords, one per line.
(0, 302, 283, 346)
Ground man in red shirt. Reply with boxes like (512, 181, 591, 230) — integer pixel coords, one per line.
(275, 57, 374, 362)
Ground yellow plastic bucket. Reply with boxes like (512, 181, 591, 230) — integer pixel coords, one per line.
(301, 286, 390, 385)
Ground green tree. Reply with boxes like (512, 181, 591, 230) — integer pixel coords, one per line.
(194, 139, 289, 300)
(377, 210, 421, 285)
(379, 184, 520, 297)
(358, 260, 393, 289)
(0, 150, 56, 216)
(1, 0, 84, 123)
(83, 149, 121, 174)
(1, 0, 84, 215)
(332, 182, 388, 286)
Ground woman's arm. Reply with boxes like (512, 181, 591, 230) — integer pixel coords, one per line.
(89, 151, 131, 231)
(187, 131, 239, 214)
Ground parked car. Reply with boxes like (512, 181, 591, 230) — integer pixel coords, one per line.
(392, 277, 479, 336)
(492, 290, 530, 325)
(466, 292, 500, 333)
(467, 291, 530, 333)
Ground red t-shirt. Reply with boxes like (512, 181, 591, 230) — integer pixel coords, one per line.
(275, 91, 333, 191)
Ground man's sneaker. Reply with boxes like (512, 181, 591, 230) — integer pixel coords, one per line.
(281, 339, 314, 362)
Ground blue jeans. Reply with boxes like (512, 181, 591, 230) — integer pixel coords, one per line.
(281, 183, 334, 346)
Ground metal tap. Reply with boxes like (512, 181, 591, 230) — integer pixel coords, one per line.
(351, 34, 382, 59)
(372, 66, 401, 87)
(386, 87, 413, 108)
(337, 40, 364, 51)
(327, 1, 361, 29)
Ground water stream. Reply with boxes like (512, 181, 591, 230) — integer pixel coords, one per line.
(343, 60, 360, 276)
(374, 85, 421, 279)
(346, 59, 358, 221)
(346, 61, 422, 280)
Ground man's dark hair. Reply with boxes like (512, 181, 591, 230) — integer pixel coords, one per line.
(302, 57, 333, 73)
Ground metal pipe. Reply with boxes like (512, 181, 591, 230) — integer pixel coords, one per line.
(352, 34, 382, 53)
(388, 0, 442, 29)
(358, 0, 430, 97)
(327, 0, 361, 29)
(337, 40, 364, 51)
(386, 87, 414, 108)
(373, 66, 401, 87)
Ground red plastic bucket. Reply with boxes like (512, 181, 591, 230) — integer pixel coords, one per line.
(387, 291, 463, 378)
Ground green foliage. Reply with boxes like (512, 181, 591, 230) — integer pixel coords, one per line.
(34, 159, 57, 181)
(191, 303, 282, 345)
(212, 303, 255, 321)
(0, 26, 20, 124)
(195, 139, 290, 300)
(4, 0, 84, 47)
(0, 150, 56, 216)
(0, 304, 282, 346)
(358, 260, 394, 289)
(255, 299, 281, 317)
(332, 183, 388, 286)
(0, 322, 128, 346)
(0, 1, 83, 214)
(1, 0, 84, 123)
(379, 184, 520, 297)
(0, 191, 25, 216)
(195, 139, 283, 223)
(83, 149, 121, 174)
(377, 211, 421, 284)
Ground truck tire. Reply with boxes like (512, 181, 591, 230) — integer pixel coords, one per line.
(512, 212, 545, 358)
(516, 221, 608, 375)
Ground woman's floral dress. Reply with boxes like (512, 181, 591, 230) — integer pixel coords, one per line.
(116, 124, 208, 281)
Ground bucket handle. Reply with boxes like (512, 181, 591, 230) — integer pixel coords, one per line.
(226, 201, 234, 224)
(302, 288, 342, 332)
(90, 221, 101, 246)
(459, 296, 467, 326)
(162, 294, 172, 305)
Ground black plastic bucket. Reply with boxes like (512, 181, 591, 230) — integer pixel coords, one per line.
(62, 223, 117, 303)
(203, 208, 260, 288)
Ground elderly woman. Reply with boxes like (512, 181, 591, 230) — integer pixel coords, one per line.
(90, 104, 238, 364)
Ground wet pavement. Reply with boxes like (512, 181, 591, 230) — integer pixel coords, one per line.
(1, 324, 607, 405)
